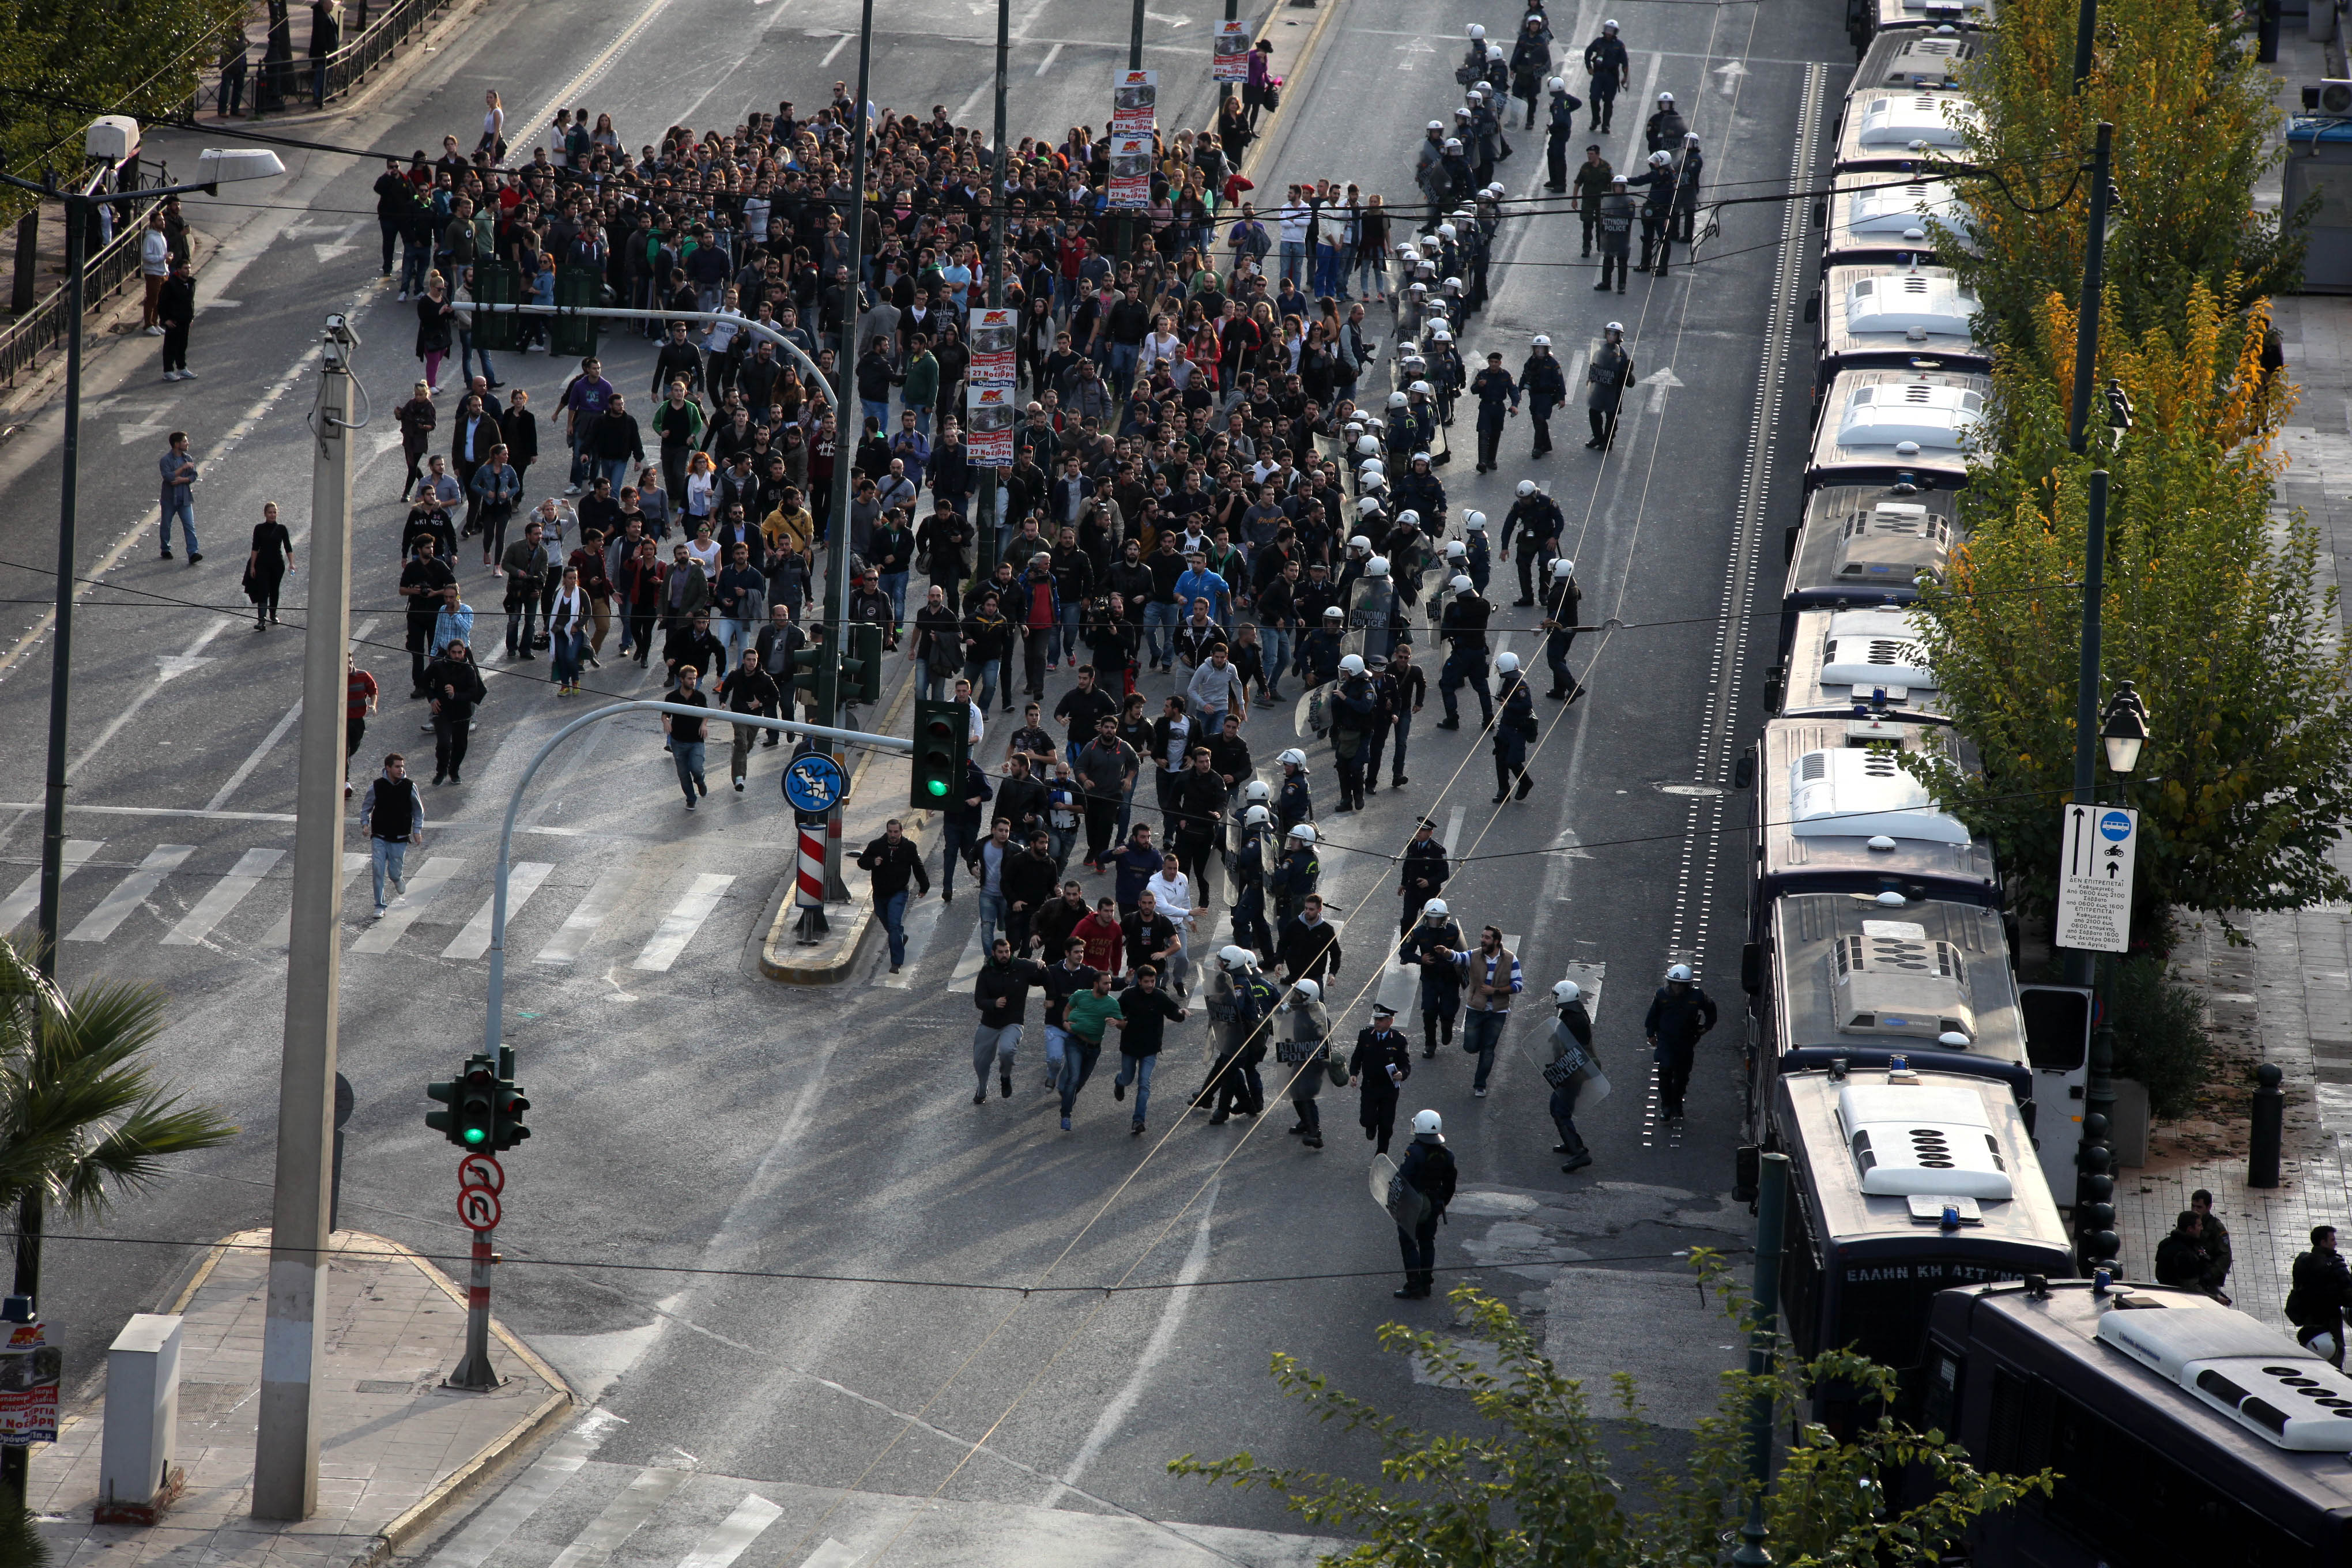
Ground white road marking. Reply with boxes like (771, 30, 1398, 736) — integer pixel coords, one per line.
(630, 872, 734, 970)
(206, 619, 376, 813)
(442, 861, 553, 960)
(429, 1412, 620, 1567)
(0, 839, 102, 932)
(944, 910, 989, 991)
(873, 889, 946, 988)
(675, 1493, 784, 1568)
(349, 856, 462, 951)
(163, 847, 284, 947)
(546, 1465, 689, 1568)
(795, 1543, 861, 1568)
(819, 32, 850, 62)
(69, 620, 226, 782)
(262, 853, 368, 948)
(533, 863, 633, 966)
(1441, 805, 1465, 857)
(64, 844, 193, 942)
(1035, 40, 1063, 75)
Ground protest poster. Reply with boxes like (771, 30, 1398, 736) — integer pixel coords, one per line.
(1111, 69, 1157, 138)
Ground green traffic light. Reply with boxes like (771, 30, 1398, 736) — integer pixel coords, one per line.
(926, 778, 948, 797)
(463, 1127, 487, 1145)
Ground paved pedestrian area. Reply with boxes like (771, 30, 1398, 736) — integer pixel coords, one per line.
(31, 1228, 569, 1567)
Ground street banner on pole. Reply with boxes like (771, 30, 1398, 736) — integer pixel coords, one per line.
(967, 384, 1016, 463)
(1108, 135, 1153, 208)
(969, 307, 1017, 386)
(0, 1322, 60, 1445)
(1213, 21, 1250, 81)
(1112, 69, 1158, 138)
(2055, 804, 2137, 954)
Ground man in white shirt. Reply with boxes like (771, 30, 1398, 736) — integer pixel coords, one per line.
(1142, 851, 1206, 996)
(1276, 191, 1312, 288)
(1138, 315, 1184, 380)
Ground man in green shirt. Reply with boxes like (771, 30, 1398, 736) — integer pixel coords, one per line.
(1060, 969, 1126, 1132)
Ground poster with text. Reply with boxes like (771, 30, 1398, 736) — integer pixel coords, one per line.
(967, 384, 1016, 465)
(0, 1322, 59, 1446)
(1111, 69, 1158, 138)
(1107, 135, 1154, 209)
(968, 307, 1017, 386)
(1212, 21, 1250, 82)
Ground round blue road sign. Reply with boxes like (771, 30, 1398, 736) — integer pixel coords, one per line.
(783, 752, 847, 813)
(2098, 810, 2132, 841)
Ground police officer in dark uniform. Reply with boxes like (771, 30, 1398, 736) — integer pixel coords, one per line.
(1389, 1108, 1457, 1298)
(1629, 149, 1679, 276)
(1501, 480, 1563, 604)
(1397, 815, 1450, 933)
(1469, 352, 1519, 476)
(1521, 335, 1567, 458)
(1583, 19, 1629, 133)
(1673, 131, 1705, 243)
(1543, 77, 1584, 192)
(1586, 322, 1634, 450)
(1643, 962, 1718, 1120)
(1595, 175, 1635, 292)
(1434, 575, 1494, 730)
(1540, 556, 1584, 700)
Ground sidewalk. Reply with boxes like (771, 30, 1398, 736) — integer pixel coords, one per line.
(2108, 26, 2352, 1322)
(31, 1228, 571, 1567)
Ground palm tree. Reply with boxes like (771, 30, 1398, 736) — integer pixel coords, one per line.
(0, 935, 237, 1541)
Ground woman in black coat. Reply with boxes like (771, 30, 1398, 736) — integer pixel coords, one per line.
(395, 381, 436, 500)
(414, 270, 455, 392)
(243, 502, 295, 629)
(500, 388, 538, 495)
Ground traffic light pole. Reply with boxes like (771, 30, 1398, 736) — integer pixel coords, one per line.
(254, 317, 359, 1522)
(447, 1229, 499, 1389)
(478, 702, 907, 1058)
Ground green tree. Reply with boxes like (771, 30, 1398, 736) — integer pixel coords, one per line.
(1947, 0, 2297, 384)
(1910, 284, 2352, 932)
(1171, 1268, 2052, 1566)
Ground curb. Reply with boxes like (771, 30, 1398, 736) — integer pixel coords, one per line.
(0, 228, 223, 428)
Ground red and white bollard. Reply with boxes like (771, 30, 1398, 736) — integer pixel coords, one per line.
(447, 1228, 500, 1389)
(794, 816, 830, 943)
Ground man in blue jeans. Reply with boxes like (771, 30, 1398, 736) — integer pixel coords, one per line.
(857, 818, 930, 974)
(661, 665, 712, 808)
(357, 753, 423, 915)
(157, 431, 201, 561)
(1457, 925, 1523, 1095)
(1113, 962, 1189, 1134)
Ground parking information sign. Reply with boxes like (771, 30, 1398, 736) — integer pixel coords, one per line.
(2055, 805, 2137, 954)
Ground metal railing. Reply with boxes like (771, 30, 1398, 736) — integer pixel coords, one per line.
(212, 0, 455, 116)
(0, 174, 169, 388)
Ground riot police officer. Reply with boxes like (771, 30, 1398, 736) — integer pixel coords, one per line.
(1586, 321, 1634, 450)
(1522, 334, 1567, 457)
(1491, 651, 1537, 802)
(1469, 351, 1519, 475)
(1629, 149, 1678, 276)
(1673, 131, 1705, 243)
(1435, 575, 1494, 730)
(1540, 556, 1584, 700)
(1595, 174, 1635, 292)
(1230, 801, 1275, 960)
(1644, 90, 1687, 153)
(1544, 78, 1583, 192)
(1501, 480, 1563, 604)
(1329, 653, 1377, 811)
(1584, 19, 1629, 133)
(1394, 449, 1446, 529)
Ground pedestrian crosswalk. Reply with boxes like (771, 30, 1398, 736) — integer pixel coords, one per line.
(427, 1437, 1336, 1568)
(0, 835, 757, 975)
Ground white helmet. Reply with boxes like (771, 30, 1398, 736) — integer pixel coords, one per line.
(1291, 977, 1322, 1005)
(1552, 556, 1576, 578)
(1411, 380, 1434, 397)
(1289, 823, 1318, 843)
(1366, 556, 1392, 578)
(1465, 511, 1487, 530)
(1338, 653, 1366, 676)
(1605, 320, 1625, 335)
(1495, 651, 1521, 674)
(1516, 480, 1537, 497)
(1387, 390, 1409, 409)
(1356, 495, 1385, 517)
(1355, 434, 1379, 456)
(1548, 76, 1566, 93)
(1485, 183, 1506, 199)
(1667, 963, 1694, 982)
(1443, 137, 1463, 152)
(1443, 541, 1468, 560)
(1487, 41, 1505, 60)
(1423, 897, 1449, 917)
(1412, 450, 1434, 465)
(1348, 534, 1372, 553)
(1686, 131, 1702, 146)
(1322, 605, 1346, 620)
(1429, 325, 1453, 343)
(1218, 945, 1252, 970)
(1553, 979, 1582, 1004)
(1443, 277, 1464, 293)
(1603, 18, 1620, 31)
(1437, 223, 1457, 240)
(1360, 473, 1386, 493)
(1427, 120, 1445, 133)
(1468, 21, 1486, 38)
(1412, 1109, 1444, 1136)
(1277, 747, 1306, 767)
(1243, 779, 1272, 805)
(1360, 458, 1385, 478)
(1396, 508, 1420, 528)
(1649, 150, 1672, 168)
(1451, 575, 1474, 595)
(1531, 333, 1551, 348)
(1657, 90, 1675, 104)
(1244, 803, 1271, 827)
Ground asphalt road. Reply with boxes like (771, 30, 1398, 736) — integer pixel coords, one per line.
(0, 0, 1853, 1559)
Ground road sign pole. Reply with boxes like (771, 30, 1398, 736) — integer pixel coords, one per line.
(446, 1225, 499, 1390)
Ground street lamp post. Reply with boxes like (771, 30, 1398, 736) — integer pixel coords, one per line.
(1, 129, 281, 1512)
(975, 0, 1009, 581)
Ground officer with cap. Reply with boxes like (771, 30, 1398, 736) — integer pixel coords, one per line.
(1522, 334, 1567, 457)
(1501, 479, 1565, 604)
(1469, 350, 1520, 475)
(1595, 175, 1636, 292)
(1583, 19, 1629, 132)
(1540, 556, 1585, 700)
(1492, 651, 1538, 802)
(1435, 575, 1495, 730)
(1586, 322, 1634, 450)
(1388, 1107, 1457, 1298)
(1644, 960, 1719, 1120)
(1544, 76, 1585, 191)
(1397, 815, 1451, 933)
(1547, 979, 1599, 1173)
(1629, 149, 1679, 276)
(1348, 1002, 1416, 1158)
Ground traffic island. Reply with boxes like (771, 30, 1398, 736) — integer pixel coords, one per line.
(31, 1227, 571, 1568)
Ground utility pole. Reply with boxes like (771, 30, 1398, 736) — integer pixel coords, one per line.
(1222, 0, 1239, 101)
(2072, 0, 2098, 89)
(816, 0, 875, 899)
(1729, 1152, 1789, 1567)
(253, 315, 359, 1521)
(1120, 0, 1146, 261)
(975, 0, 1009, 580)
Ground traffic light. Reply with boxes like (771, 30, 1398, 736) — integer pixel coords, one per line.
(425, 1054, 498, 1148)
(789, 642, 825, 693)
(911, 696, 968, 808)
(492, 1074, 531, 1152)
(548, 266, 602, 357)
(843, 621, 883, 704)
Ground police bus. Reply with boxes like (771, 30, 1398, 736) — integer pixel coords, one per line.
(1769, 604, 1947, 726)
(1847, 0, 1991, 58)
(1833, 26, 1981, 152)
(1812, 261, 1987, 409)
(1776, 481, 1958, 658)
(1762, 1059, 2071, 1430)
(1805, 368, 1988, 494)
(1921, 1280, 2352, 1565)
(1820, 170, 1969, 273)
(1831, 88, 1977, 175)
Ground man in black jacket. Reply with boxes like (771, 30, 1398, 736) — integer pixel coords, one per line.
(971, 937, 1047, 1102)
(993, 753, 1051, 843)
(1644, 963, 1718, 1120)
(858, 818, 930, 973)
(2293, 1226, 2352, 1365)
(1397, 816, 1450, 933)
(1390, 1109, 1457, 1299)
(1277, 895, 1343, 984)
(1002, 831, 1060, 957)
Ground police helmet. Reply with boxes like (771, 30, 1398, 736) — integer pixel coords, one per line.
(1548, 76, 1566, 93)
(1610, 174, 1629, 186)
(1603, 17, 1620, 30)
(1322, 605, 1346, 620)
(1408, 280, 1429, 295)
(1409, 383, 1433, 398)
(1291, 978, 1321, 1005)
(1516, 479, 1537, 497)
(1277, 747, 1307, 766)
(1468, 21, 1486, 38)
(1366, 556, 1391, 578)
(1443, 137, 1463, 152)
(1553, 979, 1582, 1004)
(1649, 149, 1671, 167)
(1360, 458, 1385, 478)
(1605, 320, 1624, 334)
(1244, 803, 1271, 828)
(1531, 333, 1551, 347)
(1451, 574, 1474, 595)
(1429, 325, 1453, 342)
(1552, 556, 1575, 578)
(1437, 223, 1457, 240)
(1412, 1109, 1444, 1136)
(1686, 131, 1701, 146)
(1443, 541, 1467, 560)
(1356, 434, 1379, 456)
(1465, 510, 1487, 530)
(1395, 508, 1420, 527)
(1443, 276, 1465, 292)
(1657, 90, 1675, 104)
(1290, 823, 1318, 843)
(1243, 779, 1272, 805)
(1360, 473, 1386, 493)
(1426, 120, 1445, 133)
(1218, 945, 1252, 969)
(1348, 534, 1372, 553)
(1387, 390, 1409, 408)
(1338, 654, 1366, 676)
(1423, 898, 1449, 918)
(1666, 963, 1694, 982)
(1495, 651, 1521, 674)
(1487, 41, 1505, 60)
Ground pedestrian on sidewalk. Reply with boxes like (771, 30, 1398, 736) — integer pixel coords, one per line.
(1058, 966, 1125, 1130)
(138, 209, 169, 334)
(858, 819, 930, 974)
(2155, 1211, 2217, 1294)
(2290, 1226, 2352, 1366)
(358, 753, 423, 915)
(157, 431, 201, 563)
(2191, 1189, 2234, 1301)
(1348, 1001, 1412, 1154)
(158, 259, 195, 380)
(1113, 962, 1186, 1134)
(972, 936, 1047, 1103)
